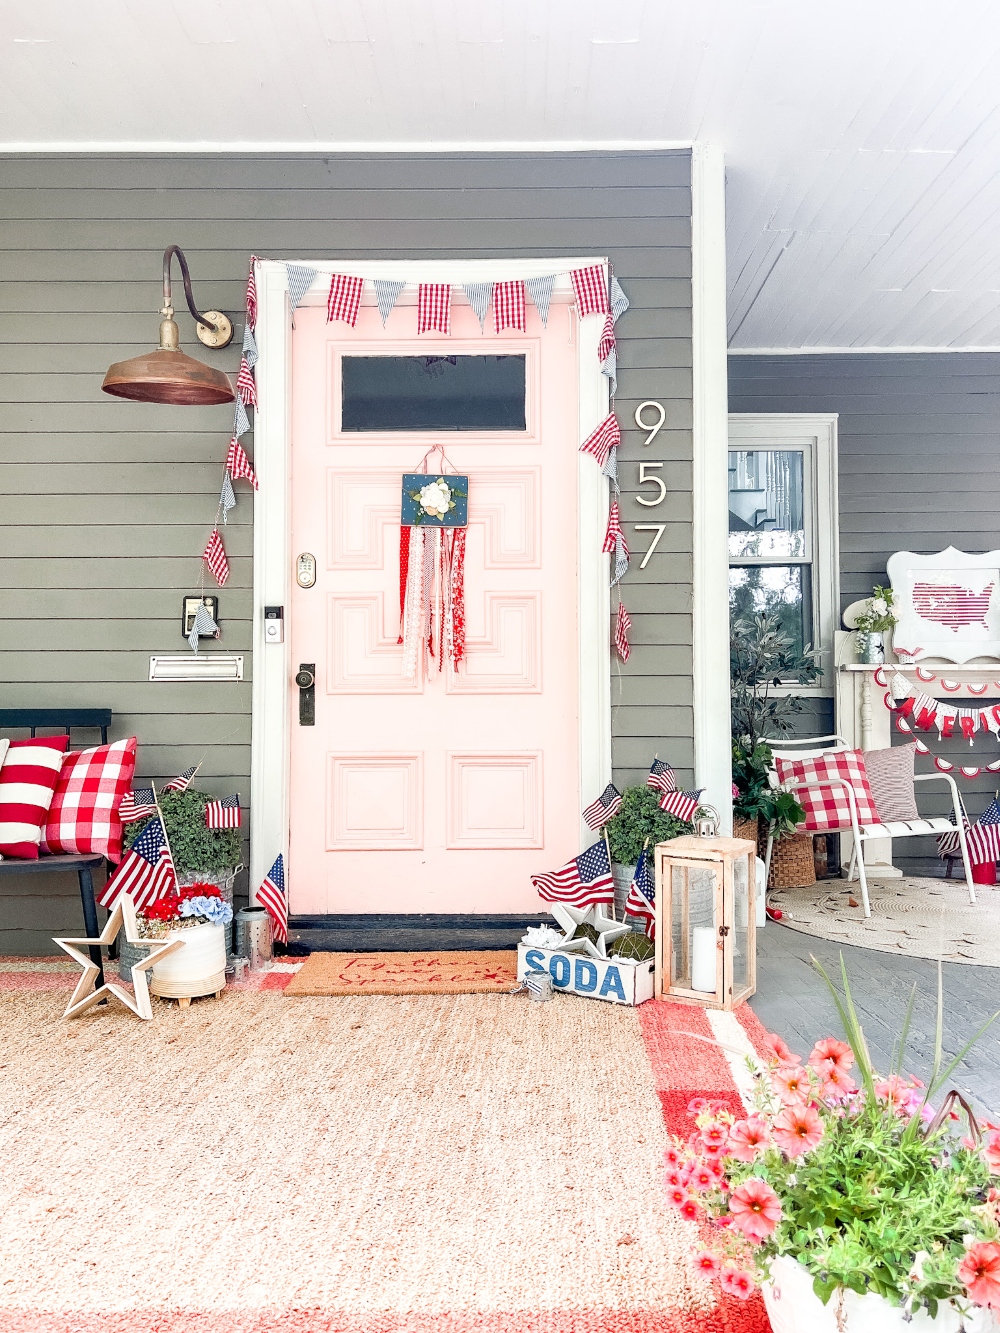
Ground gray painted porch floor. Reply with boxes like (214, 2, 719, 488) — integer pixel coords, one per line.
(750, 922, 1000, 1119)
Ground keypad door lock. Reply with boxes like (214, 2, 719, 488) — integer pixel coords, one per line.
(296, 663, 316, 726)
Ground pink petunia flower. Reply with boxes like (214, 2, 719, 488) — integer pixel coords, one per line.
(771, 1065, 810, 1106)
(666, 1185, 688, 1208)
(820, 1064, 858, 1101)
(959, 1242, 1000, 1309)
(700, 1120, 728, 1147)
(764, 1032, 798, 1065)
(688, 1097, 708, 1114)
(680, 1198, 702, 1222)
(808, 1037, 854, 1077)
(719, 1265, 756, 1300)
(984, 1131, 1000, 1176)
(694, 1251, 721, 1279)
(664, 1145, 682, 1168)
(773, 1104, 824, 1158)
(690, 1164, 715, 1192)
(728, 1178, 782, 1242)
(727, 1115, 771, 1162)
(665, 1168, 685, 1189)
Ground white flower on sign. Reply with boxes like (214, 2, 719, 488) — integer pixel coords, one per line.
(419, 480, 451, 518)
(871, 597, 888, 616)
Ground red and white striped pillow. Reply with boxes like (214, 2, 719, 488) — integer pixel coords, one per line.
(42, 737, 137, 862)
(0, 736, 70, 859)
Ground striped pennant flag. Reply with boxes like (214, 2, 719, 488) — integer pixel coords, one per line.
(187, 602, 219, 655)
(285, 263, 318, 314)
(241, 321, 258, 369)
(531, 840, 615, 911)
(601, 446, 618, 483)
(374, 279, 405, 325)
(583, 783, 623, 831)
(601, 345, 617, 399)
(614, 602, 631, 662)
(205, 794, 242, 829)
(612, 534, 629, 587)
(203, 529, 230, 586)
(493, 279, 526, 334)
(602, 501, 629, 556)
(236, 357, 257, 407)
(598, 313, 616, 363)
(646, 759, 677, 795)
(659, 789, 704, 822)
(233, 396, 251, 439)
(226, 437, 259, 489)
(163, 764, 200, 793)
(257, 854, 288, 944)
(220, 472, 237, 523)
(570, 264, 609, 318)
(462, 282, 492, 332)
(246, 255, 261, 331)
(417, 284, 451, 335)
(326, 273, 364, 327)
(525, 274, 556, 327)
(98, 817, 176, 910)
(580, 413, 621, 468)
(610, 274, 630, 323)
(625, 846, 656, 937)
(119, 787, 157, 824)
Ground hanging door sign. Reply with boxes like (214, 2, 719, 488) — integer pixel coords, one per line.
(401, 474, 469, 527)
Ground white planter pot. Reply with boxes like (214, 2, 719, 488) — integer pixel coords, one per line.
(150, 921, 227, 1002)
(763, 1254, 999, 1333)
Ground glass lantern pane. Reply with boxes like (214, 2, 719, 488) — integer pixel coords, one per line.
(733, 854, 750, 994)
(669, 864, 718, 994)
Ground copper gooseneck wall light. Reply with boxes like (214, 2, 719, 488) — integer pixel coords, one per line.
(102, 244, 236, 405)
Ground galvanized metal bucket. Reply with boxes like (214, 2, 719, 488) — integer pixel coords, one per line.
(234, 907, 273, 971)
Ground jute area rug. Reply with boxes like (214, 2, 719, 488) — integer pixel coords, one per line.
(284, 949, 518, 996)
(0, 978, 770, 1333)
(769, 876, 1000, 965)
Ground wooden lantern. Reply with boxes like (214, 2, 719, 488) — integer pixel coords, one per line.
(653, 833, 757, 1011)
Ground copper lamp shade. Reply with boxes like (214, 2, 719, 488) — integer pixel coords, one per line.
(102, 245, 235, 406)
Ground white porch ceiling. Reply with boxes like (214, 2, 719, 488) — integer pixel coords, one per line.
(4, 0, 1000, 349)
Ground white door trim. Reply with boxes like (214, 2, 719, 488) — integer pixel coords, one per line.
(690, 143, 733, 831)
(249, 257, 612, 902)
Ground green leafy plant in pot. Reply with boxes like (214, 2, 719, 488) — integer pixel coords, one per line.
(732, 739, 805, 846)
(124, 789, 242, 883)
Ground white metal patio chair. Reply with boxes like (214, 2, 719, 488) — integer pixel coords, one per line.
(763, 734, 976, 918)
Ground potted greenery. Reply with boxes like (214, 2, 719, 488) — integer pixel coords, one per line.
(605, 784, 695, 917)
(853, 584, 896, 665)
(124, 788, 242, 897)
(673, 960, 1000, 1330)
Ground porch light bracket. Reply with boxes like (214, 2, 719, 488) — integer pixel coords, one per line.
(161, 244, 233, 350)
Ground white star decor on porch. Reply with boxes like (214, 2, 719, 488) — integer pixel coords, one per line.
(53, 893, 183, 1021)
(550, 903, 630, 959)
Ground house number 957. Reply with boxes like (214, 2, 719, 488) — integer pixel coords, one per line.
(633, 402, 666, 568)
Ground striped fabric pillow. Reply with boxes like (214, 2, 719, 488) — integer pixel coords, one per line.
(0, 736, 70, 859)
(862, 744, 919, 823)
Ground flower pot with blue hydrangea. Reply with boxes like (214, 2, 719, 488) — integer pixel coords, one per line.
(127, 883, 235, 1005)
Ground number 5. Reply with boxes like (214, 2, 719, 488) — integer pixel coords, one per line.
(636, 462, 666, 507)
(634, 524, 666, 569)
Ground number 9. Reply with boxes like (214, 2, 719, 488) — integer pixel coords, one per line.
(635, 400, 666, 448)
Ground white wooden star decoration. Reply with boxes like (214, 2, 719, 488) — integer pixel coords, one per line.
(550, 904, 630, 958)
(53, 893, 183, 1021)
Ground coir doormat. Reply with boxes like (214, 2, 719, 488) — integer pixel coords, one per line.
(283, 950, 519, 996)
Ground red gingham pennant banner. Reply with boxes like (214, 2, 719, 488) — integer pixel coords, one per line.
(571, 265, 609, 318)
(236, 357, 257, 407)
(598, 313, 616, 363)
(203, 529, 230, 587)
(614, 602, 631, 662)
(579, 413, 621, 468)
(326, 274, 365, 327)
(417, 283, 452, 335)
(493, 279, 526, 334)
(225, 438, 259, 490)
(602, 500, 629, 555)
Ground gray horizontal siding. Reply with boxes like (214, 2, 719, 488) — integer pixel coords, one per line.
(729, 351, 1000, 874)
(0, 149, 693, 948)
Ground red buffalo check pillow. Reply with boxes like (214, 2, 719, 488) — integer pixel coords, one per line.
(42, 737, 137, 862)
(0, 735, 71, 859)
(774, 748, 880, 832)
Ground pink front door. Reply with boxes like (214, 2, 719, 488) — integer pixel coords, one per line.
(289, 297, 580, 915)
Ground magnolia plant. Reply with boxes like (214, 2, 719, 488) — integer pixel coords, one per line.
(672, 960, 1000, 1320)
(854, 584, 897, 634)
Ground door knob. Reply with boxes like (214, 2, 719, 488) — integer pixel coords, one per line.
(295, 667, 315, 689)
(296, 663, 316, 725)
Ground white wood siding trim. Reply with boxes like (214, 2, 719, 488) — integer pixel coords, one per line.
(690, 143, 733, 830)
(249, 257, 612, 901)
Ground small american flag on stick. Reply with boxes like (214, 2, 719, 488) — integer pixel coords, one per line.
(119, 787, 157, 824)
(659, 788, 704, 822)
(582, 783, 623, 830)
(98, 817, 176, 911)
(531, 840, 615, 911)
(966, 798, 1000, 866)
(625, 846, 656, 938)
(646, 759, 677, 795)
(163, 764, 200, 793)
(225, 437, 259, 489)
(257, 854, 287, 944)
(203, 529, 230, 586)
(205, 794, 241, 829)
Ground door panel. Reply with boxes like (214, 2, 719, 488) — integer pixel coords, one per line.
(290, 299, 579, 915)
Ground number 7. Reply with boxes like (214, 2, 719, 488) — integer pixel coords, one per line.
(634, 524, 666, 569)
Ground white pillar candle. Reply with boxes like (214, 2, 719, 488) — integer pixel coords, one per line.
(691, 926, 716, 993)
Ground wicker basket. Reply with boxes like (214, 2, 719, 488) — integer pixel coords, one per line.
(767, 832, 817, 890)
(733, 817, 759, 846)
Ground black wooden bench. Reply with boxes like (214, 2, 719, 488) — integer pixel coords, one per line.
(0, 709, 112, 983)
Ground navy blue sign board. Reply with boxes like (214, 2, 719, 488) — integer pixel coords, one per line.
(401, 474, 468, 528)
